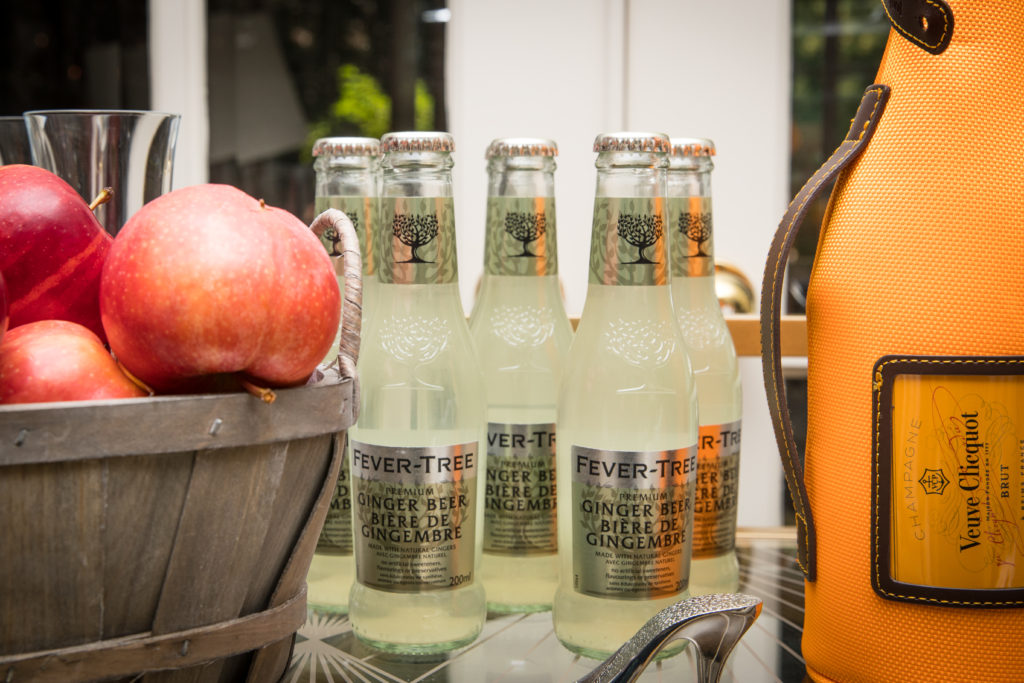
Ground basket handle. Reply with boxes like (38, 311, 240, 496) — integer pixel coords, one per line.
(760, 84, 890, 581)
(310, 209, 362, 402)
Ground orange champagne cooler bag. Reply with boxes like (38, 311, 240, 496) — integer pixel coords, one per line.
(761, 1, 1024, 681)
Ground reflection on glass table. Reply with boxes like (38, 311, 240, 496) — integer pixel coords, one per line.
(287, 532, 806, 682)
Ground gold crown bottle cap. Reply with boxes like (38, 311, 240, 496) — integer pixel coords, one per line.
(311, 137, 380, 157)
(593, 132, 671, 153)
(380, 131, 455, 153)
(485, 137, 558, 159)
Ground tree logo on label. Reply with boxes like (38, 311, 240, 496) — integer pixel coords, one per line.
(617, 214, 663, 264)
(504, 211, 546, 257)
(393, 213, 439, 263)
(679, 211, 712, 257)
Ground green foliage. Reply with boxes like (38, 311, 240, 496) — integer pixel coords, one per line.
(304, 64, 436, 158)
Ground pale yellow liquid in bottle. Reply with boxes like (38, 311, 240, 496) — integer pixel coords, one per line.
(348, 282, 487, 653)
(470, 274, 572, 612)
(673, 275, 742, 594)
(553, 283, 697, 659)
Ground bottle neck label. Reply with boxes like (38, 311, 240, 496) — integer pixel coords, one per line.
(669, 196, 714, 278)
(484, 422, 557, 555)
(379, 196, 458, 284)
(693, 421, 741, 558)
(484, 197, 558, 276)
(571, 444, 696, 599)
(350, 440, 478, 593)
(314, 195, 377, 277)
(589, 197, 668, 286)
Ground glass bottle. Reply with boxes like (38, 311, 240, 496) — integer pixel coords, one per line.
(348, 131, 486, 654)
(667, 138, 742, 595)
(553, 132, 698, 659)
(306, 136, 380, 615)
(469, 138, 573, 613)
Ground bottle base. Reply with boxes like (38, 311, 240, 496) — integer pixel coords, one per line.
(353, 630, 481, 655)
(486, 601, 551, 615)
(555, 635, 687, 662)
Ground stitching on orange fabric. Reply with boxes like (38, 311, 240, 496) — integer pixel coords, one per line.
(767, 86, 885, 576)
(873, 356, 1024, 607)
(881, 0, 949, 50)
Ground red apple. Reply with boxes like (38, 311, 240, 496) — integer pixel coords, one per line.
(0, 271, 8, 344)
(0, 320, 147, 404)
(0, 164, 111, 341)
(100, 184, 341, 393)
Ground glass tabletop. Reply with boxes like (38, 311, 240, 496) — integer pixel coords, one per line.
(286, 532, 807, 682)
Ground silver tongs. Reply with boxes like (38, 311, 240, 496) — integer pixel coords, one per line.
(578, 593, 762, 683)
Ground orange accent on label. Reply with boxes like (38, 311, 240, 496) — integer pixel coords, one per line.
(890, 374, 1024, 590)
(693, 421, 741, 557)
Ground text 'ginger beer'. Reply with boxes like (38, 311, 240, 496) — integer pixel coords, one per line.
(553, 132, 698, 659)
(470, 138, 573, 612)
(348, 132, 486, 653)
(667, 138, 742, 594)
(307, 136, 380, 614)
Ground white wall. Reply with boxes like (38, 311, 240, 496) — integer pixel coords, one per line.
(447, 0, 792, 526)
(148, 0, 208, 189)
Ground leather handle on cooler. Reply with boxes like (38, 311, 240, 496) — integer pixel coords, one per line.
(310, 208, 362, 415)
(760, 84, 890, 581)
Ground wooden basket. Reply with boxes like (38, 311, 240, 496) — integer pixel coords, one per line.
(0, 209, 361, 683)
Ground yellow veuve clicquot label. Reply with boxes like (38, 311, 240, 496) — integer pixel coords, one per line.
(891, 373, 1024, 590)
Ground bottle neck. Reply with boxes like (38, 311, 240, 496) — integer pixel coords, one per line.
(668, 166, 715, 279)
(588, 150, 668, 288)
(314, 157, 379, 277)
(314, 156, 379, 197)
(484, 156, 558, 278)
(378, 151, 458, 285)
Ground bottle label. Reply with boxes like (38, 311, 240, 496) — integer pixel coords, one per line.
(873, 356, 1024, 607)
(378, 196, 458, 285)
(571, 444, 696, 599)
(314, 195, 377, 276)
(692, 421, 741, 558)
(484, 197, 558, 276)
(484, 422, 557, 555)
(315, 437, 353, 555)
(351, 440, 478, 593)
(589, 197, 668, 286)
(668, 196, 713, 278)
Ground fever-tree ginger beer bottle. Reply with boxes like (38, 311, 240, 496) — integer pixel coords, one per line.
(469, 138, 573, 613)
(348, 132, 486, 653)
(667, 138, 742, 595)
(553, 132, 698, 658)
(307, 136, 380, 614)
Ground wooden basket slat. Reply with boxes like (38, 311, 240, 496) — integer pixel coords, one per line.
(243, 434, 333, 616)
(0, 460, 104, 654)
(151, 443, 290, 636)
(102, 452, 194, 639)
(0, 372, 354, 465)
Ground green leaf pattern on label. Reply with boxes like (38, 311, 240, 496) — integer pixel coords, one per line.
(484, 197, 558, 276)
(314, 195, 376, 276)
(379, 196, 458, 284)
(668, 196, 713, 278)
(589, 197, 669, 286)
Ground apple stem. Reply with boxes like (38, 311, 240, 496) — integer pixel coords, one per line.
(259, 198, 266, 209)
(116, 359, 154, 396)
(241, 379, 276, 404)
(89, 187, 114, 212)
